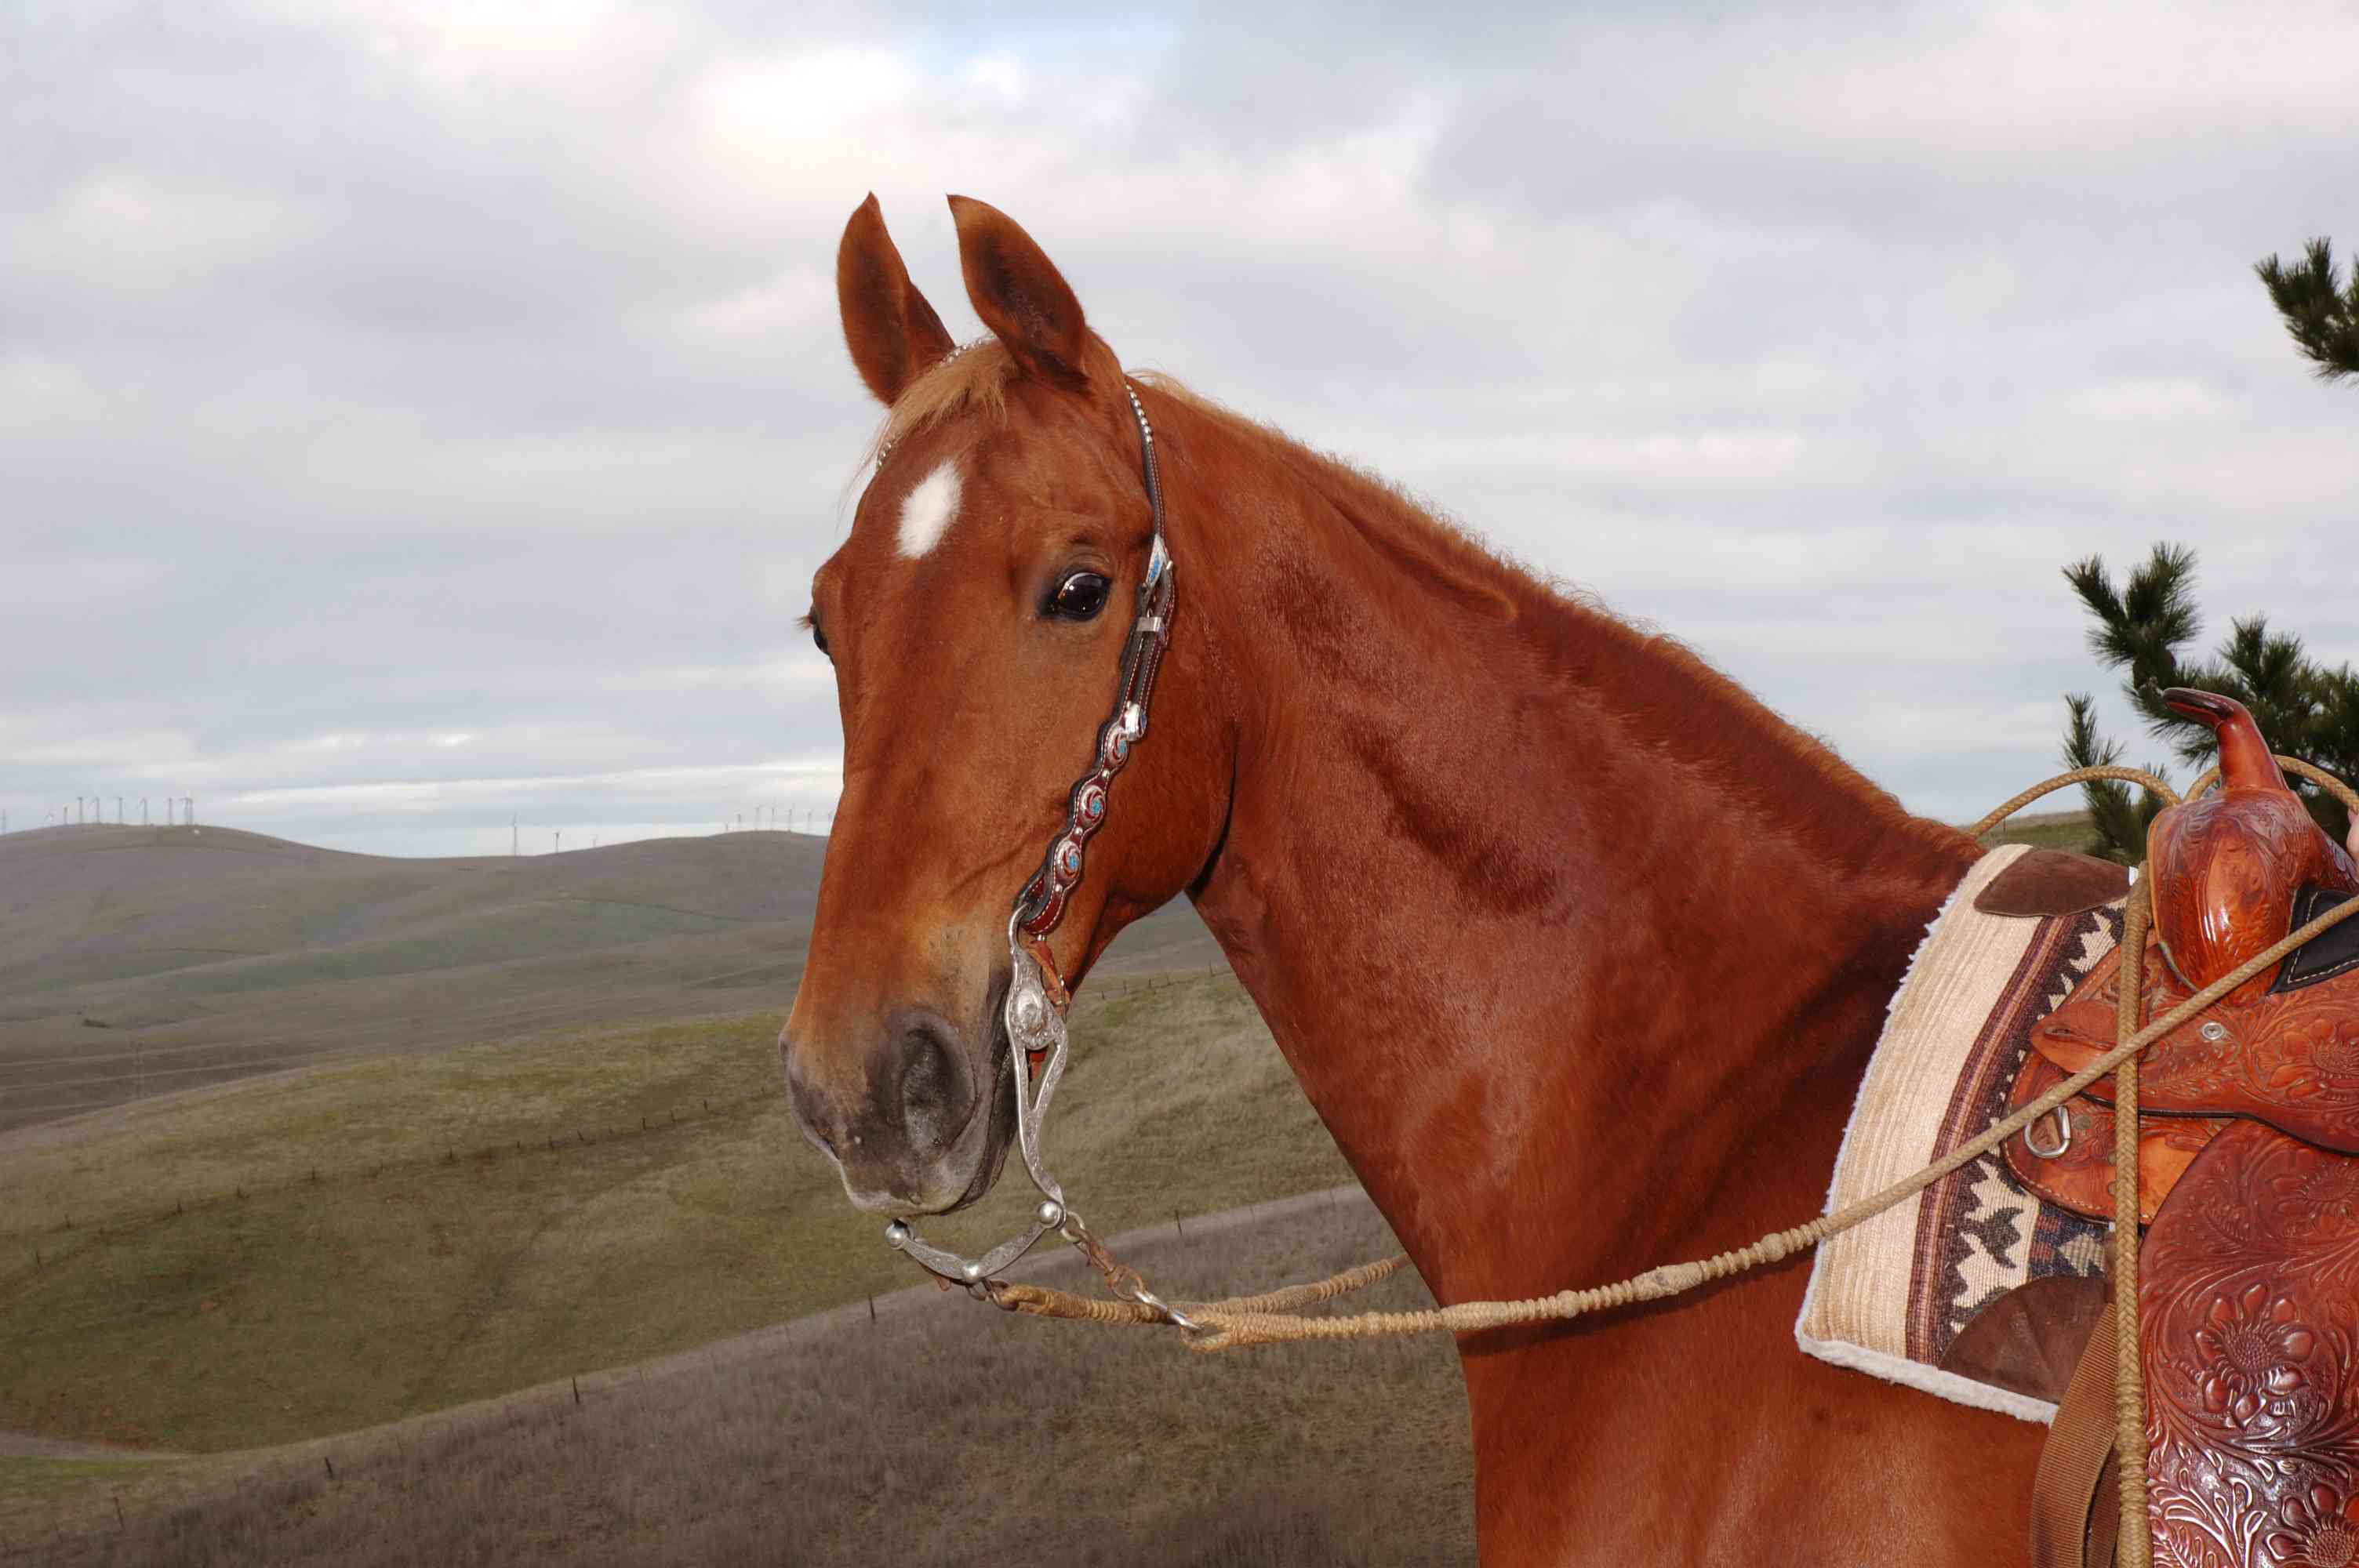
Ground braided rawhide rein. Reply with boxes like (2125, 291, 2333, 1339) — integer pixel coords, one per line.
(2111, 880, 2153, 1567)
(984, 760, 2359, 1568)
(987, 760, 2359, 1367)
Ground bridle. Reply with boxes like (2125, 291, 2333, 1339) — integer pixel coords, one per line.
(879, 376, 1191, 1325)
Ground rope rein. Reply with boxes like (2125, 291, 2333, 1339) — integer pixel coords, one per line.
(2110, 883, 2152, 1568)
(987, 759, 2359, 1357)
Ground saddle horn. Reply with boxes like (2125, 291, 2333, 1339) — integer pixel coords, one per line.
(2147, 688, 2358, 1000)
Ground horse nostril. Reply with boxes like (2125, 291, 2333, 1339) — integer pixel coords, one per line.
(780, 1040, 839, 1159)
(894, 1017, 972, 1151)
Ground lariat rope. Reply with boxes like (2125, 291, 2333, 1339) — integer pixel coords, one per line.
(986, 759, 2359, 1360)
(2111, 880, 2152, 1568)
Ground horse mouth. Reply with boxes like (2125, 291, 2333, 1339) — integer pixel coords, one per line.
(935, 974, 1019, 1214)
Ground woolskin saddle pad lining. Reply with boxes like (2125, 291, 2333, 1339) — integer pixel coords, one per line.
(1797, 843, 2119, 1423)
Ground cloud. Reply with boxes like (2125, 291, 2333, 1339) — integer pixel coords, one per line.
(2, 0, 2354, 861)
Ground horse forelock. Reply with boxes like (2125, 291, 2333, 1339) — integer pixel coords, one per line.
(861, 339, 1019, 472)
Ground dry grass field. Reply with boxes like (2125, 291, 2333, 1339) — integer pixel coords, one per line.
(0, 971, 1350, 1457)
(9, 1192, 1474, 1567)
(0, 824, 1222, 1131)
(1976, 808, 2096, 855)
(0, 811, 2090, 1563)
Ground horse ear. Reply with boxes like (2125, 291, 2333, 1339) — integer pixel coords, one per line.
(947, 195, 1089, 389)
(837, 194, 955, 406)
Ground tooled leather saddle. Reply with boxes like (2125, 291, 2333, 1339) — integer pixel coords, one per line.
(1986, 691, 2359, 1567)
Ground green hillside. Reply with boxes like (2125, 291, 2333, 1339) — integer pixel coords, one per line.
(0, 971, 1342, 1455)
(0, 824, 1223, 1131)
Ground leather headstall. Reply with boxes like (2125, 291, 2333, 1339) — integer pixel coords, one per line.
(880, 376, 1186, 1315)
(1005, 380, 1176, 1049)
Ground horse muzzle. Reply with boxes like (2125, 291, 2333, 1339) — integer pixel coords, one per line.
(779, 1001, 1015, 1217)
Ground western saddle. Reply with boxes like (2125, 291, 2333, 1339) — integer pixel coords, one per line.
(1978, 690, 2359, 1567)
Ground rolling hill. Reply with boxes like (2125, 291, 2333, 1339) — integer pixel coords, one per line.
(0, 823, 1223, 1132)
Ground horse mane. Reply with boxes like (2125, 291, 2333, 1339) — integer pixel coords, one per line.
(869, 346, 1970, 869)
(1135, 372, 1976, 873)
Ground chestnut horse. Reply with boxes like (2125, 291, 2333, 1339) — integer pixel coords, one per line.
(783, 194, 2041, 1563)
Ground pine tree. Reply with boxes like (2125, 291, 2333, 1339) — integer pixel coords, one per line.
(2056, 241, 2358, 861)
(2061, 545, 2359, 861)
(2256, 238, 2359, 382)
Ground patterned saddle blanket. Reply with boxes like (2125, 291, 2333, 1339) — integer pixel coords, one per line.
(1796, 841, 2125, 1422)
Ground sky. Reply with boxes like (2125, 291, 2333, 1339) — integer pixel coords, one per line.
(3, 0, 2354, 858)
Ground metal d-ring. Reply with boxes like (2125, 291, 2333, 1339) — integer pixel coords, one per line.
(2021, 1104, 2074, 1160)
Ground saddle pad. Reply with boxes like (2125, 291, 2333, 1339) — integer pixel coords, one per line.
(1797, 844, 2122, 1423)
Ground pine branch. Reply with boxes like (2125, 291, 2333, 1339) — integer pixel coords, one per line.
(2063, 545, 2200, 688)
(2063, 693, 2166, 864)
(2255, 237, 2359, 383)
(2061, 538, 2356, 847)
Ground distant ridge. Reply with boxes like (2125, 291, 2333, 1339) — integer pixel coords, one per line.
(0, 824, 1222, 1132)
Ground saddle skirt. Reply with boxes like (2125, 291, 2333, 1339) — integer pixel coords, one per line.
(2139, 1119, 2359, 1568)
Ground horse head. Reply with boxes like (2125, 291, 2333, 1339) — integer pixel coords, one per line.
(780, 195, 1226, 1218)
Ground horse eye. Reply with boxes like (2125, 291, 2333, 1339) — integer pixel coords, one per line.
(810, 622, 830, 658)
(1048, 572, 1111, 621)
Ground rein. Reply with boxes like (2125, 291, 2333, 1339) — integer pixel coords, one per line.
(855, 477, 2359, 1567)
(963, 763, 2359, 1351)
(880, 380, 1190, 1327)
(855, 397, 2359, 1384)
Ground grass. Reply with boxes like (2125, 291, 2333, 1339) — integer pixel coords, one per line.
(0, 972, 1355, 1455)
(1975, 808, 2095, 854)
(11, 1191, 1474, 1567)
(0, 824, 1222, 1131)
(0, 1456, 163, 1499)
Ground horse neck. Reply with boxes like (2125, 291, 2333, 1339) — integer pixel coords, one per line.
(1156, 401, 1979, 1305)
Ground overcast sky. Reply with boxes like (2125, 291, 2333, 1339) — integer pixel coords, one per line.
(4, 1, 2354, 859)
